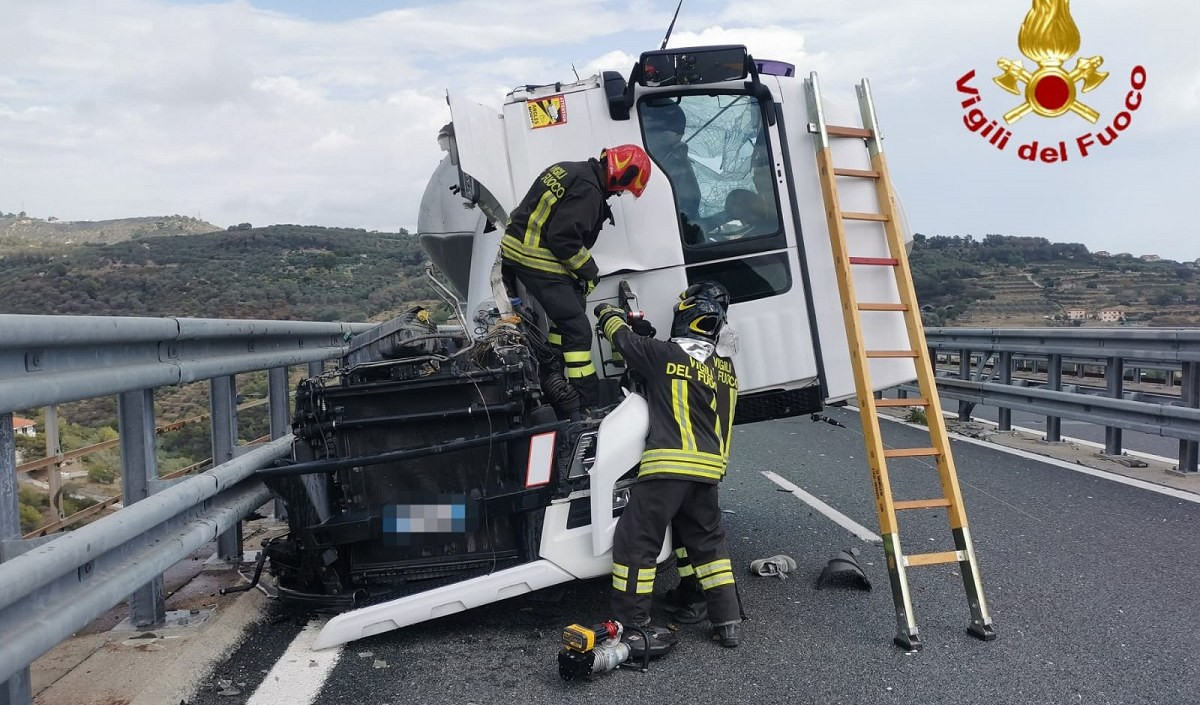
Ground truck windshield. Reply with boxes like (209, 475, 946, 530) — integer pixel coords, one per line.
(640, 94, 781, 249)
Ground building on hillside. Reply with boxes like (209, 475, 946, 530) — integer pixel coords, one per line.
(1114, 252, 1133, 258)
(1098, 308, 1126, 322)
(1094, 251, 1110, 257)
(1067, 308, 1087, 320)
(12, 417, 36, 437)
(1140, 254, 1161, 262)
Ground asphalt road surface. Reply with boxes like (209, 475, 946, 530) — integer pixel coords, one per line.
(191, 407, 1200, 705)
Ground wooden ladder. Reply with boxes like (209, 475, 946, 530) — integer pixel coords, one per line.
(803, 72, 996, 650)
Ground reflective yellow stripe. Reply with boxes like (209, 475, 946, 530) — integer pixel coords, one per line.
(642, 449, 725, 467)
(695, 559, 732, 578)
(672, 380, 696, 452)
(674, 547, 689, 560)
(635, 580, 654, 594)
(501, 239, 569, 275)
(638, 567, 656, 582)
(524, 190, 557, 249)
(723, 387, 736, 460)
(564, 362, 597, 378)
(547, 331, 563, 346)
(638, 462, 725, 481)
(612, 563, 629, 579)
(700, 572, 736, 590)
(612, 576, 628, 592)
(562, 351, 592, 363)
(603, 316, 627, 340)
(677, 563, 695, 577)
(563, 247, 593, 271)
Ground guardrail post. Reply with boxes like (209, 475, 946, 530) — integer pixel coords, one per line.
(998, 351, 1013, 431)
(1177, 361, 1198, 474)
(1, 413, 33, 705)
(44, 406, 64, 520)
(118, 389, 166, 628)
(268, 367, 290, 519)
(958, 348, 971, 421)
(210, 376, 242, 561)
(1105, 357, 1124, 456)
(1046, 354, 1062, 442)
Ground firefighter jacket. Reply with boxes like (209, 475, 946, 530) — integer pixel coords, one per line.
(602, 318, 738, 483)
(501, 159, 611, 283)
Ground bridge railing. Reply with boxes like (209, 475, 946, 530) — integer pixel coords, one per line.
(0, 314, 370, 702)
(917, 327, 1200, 474)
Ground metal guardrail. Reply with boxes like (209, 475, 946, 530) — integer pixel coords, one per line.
(920, 328, 1200, 474)
(0, 315, 370, 702)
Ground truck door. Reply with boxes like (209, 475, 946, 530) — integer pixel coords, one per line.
(634, 89, 822, 402)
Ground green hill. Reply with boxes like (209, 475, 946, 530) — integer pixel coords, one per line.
(910, 234, 1200, 327)
(0, 224, 439, 322)
(0, 212, 219, 245)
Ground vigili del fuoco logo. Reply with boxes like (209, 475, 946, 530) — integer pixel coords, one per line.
(955, 0, 1146, 163)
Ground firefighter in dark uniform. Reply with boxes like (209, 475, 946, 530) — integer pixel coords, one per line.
(501, 144, 652, 410)
(595, 282, 742, 649)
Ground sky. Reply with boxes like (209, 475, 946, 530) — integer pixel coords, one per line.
(1, 0, 1197, 261)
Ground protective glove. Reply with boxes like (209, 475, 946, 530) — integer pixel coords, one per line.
(593, 303, 627, 337)
(630, 317, 656, 338)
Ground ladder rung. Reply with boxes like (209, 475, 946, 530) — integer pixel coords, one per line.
(842, 211, 890, 222)
(857, 303, 908, 311)
(826, 125, 873, 138)
(903, 550, 963, 567)
(874, 397, 930, 408)
(894, 498, 952, 511)
(866, 350, 919, 359)
(848, 257, 898, 266)
(833, 167, 881, 178)
(883, 447, 940, 458)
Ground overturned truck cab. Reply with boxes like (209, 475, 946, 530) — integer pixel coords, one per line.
(262, 45, 918, 649)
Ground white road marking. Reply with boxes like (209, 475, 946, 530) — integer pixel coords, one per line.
(247, 617, 343, 705)
(873, 412, 1200, 505)
(761, 470, 883, 543)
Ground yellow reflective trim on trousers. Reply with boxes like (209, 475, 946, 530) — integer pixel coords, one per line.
(635, 580, 654, 594)
(637, 567, 656, 582)
(547, 332, 563, 346)
(694, 559, 732, 578)
(677, 563, 695, 577)
(524, 190, 558, 249)
(612, 563, 629, 579)
(674, 547, 689, 560)
(638, 462, 724, 481)
(563, 247, 593, 271)
(671, 380, 696, 452)
(612, 576, 628, 592)
(603, 317, 627, 340)
(564, 362, 597, 378)
(562, 351, 592, 363)
(700, 572, 735, 591)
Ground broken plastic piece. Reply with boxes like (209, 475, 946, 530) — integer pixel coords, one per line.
(815, 548, 872, 591)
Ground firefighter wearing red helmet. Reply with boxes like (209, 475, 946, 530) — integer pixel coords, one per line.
(501, 144, 652, 411)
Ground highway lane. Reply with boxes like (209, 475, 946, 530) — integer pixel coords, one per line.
(191, 408, 1200, 705)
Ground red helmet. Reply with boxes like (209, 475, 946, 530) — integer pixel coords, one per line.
(601, 144, 652, 198)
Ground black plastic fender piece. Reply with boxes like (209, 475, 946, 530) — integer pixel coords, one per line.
(815, 548, 872, 591)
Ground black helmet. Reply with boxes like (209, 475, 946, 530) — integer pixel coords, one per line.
(671, 294, 726, 343)
(679, 280, 731, 311)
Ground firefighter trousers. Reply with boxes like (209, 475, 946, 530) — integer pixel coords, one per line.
(504, 264, 598, 407)
(611, 478, 740, 627)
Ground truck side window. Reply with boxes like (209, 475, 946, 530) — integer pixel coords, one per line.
(639, 94, 782, 252)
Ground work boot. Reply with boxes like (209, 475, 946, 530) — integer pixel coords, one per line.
(711, 623, 740, 648)
(663, 577, 708, 624)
